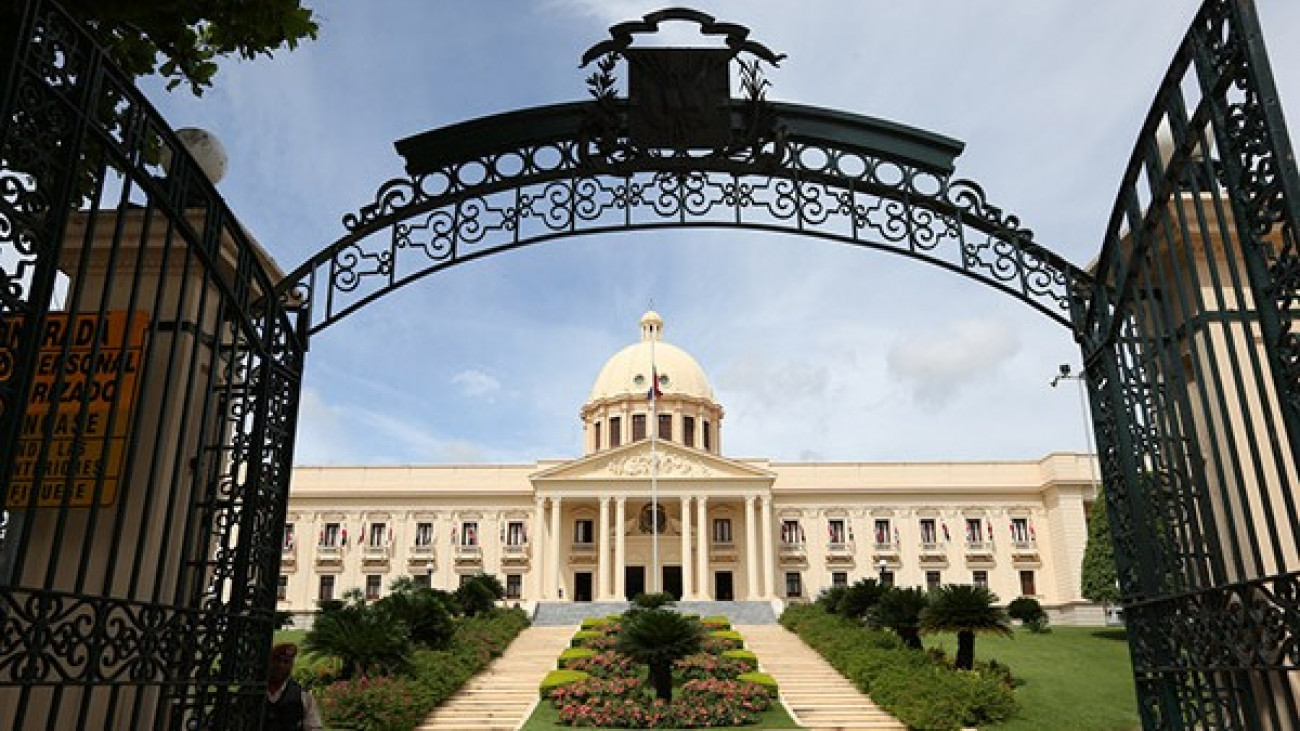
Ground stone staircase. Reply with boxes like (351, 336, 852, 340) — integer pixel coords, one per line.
(531, 600, 778, 626)
(740, 624, 906, 731)
(415, 624, 573, 731)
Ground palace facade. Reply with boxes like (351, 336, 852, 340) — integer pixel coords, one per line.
(281, 312, 1102, 624)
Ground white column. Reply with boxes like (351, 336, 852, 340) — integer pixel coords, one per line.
(550, 496, 563, 600)
(533, 496, 546, 599)
(598, 496, 611, 600)
(744, 495, 759, 599)
(679, 496, 693, 599)
(615, 497, 627, 600)
(696, 496, 710, 599)
(761, 495, 776, 599)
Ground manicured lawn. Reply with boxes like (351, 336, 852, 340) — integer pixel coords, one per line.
(520, 697, 801, 730)
(925, 626, 1141, 731)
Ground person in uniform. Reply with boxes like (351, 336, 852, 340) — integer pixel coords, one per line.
(264, 642, 323, 731)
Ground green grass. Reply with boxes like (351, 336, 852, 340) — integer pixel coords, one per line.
(520, 696, 800, 730)
(925, 626, 1141, 731)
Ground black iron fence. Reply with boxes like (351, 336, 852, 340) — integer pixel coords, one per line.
(0, 1, 305, 728)
(1076, 1, 1300, 727)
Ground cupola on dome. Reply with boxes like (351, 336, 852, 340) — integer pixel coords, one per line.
(587, 311, 714, 403)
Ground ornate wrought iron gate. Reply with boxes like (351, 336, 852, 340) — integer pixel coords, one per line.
(1076, 2, 1300, 727)
(1, 0, 1297, 729)
(0, 1, 305, 729)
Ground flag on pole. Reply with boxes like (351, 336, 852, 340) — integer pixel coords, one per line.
(647, 367, 663, 400)
(941, 522, 950, 542)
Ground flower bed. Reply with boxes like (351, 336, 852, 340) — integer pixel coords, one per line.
(542, 613, 780, 729)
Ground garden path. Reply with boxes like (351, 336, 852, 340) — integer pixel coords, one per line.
(739, 624, 907, 730)
(416, 624, 574, 731)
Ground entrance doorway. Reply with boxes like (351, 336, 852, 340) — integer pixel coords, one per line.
(714, 571, 734, 601)
(624, 566, 645, 600)
(573, 572, 593, 602)
(663, 566, 682, 600)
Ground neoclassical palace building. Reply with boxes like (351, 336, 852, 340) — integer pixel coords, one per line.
(281, 312, 1101, 623)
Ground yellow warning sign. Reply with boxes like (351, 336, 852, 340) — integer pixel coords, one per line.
(2, 312, 150, 508)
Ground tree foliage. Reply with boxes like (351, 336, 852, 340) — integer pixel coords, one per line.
(919, 584, 1012, 671)
(1081, 494, 1122, 605)
(454, 573, 505, 617)
(377, 577, 455, 650)
(874, 586, 929, 649)
(3, 0, 319, 95)
(614, 609, 704, 701)
(304, 589, 410, 679)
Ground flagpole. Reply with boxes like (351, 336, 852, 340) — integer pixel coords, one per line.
(650, 333, 659, 595)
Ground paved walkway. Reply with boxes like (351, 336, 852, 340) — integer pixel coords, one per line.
(416, 625, 572, 731)
(417, 622, 905, 731)
(738, 624, 906, 731)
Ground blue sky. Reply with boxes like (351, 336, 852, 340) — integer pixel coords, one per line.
(140, 1, 1300, 466)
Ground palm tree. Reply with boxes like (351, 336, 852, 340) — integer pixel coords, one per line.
(304, 589, 411, 678)
(919, 584, 1012, 670)
(874, 586, 929, 649)
(614, 609, 704, 701)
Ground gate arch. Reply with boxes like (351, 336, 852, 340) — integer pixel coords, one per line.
(281, 9, 1086, 335)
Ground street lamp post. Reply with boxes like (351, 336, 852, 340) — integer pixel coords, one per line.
(425, 559, 434, 589)
(1050, 364, 1101, 498)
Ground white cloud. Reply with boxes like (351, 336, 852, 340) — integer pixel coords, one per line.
(452, 369, 502, 400)
(886, 320, 1020, 412)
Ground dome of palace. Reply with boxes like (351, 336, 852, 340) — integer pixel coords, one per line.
(587, 312, 715, 404)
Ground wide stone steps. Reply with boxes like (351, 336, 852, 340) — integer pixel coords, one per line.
(738, 624, 906, 731)
(415, 625, 573, 731)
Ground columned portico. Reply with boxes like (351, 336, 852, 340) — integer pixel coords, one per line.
(696, 496, 710, 600)
(615, 497, 627, 599)
(598, 496, 611, 599)
(744, 494, 759, 599)
(680, 496, 693, 599)
(534, 496, 547, 597)
(549, 496, 562, 599)
(761, 495, 775, 598)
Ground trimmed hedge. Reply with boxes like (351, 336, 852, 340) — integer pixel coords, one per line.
(737, 671, 778, 697)
(722, 649, 758, 671)
(558, 647, 597, 668)
(780, 604, 1017, 730)
(701, 616, 731, 631)
(709, 629, 744, 649)
(539, 669, 590, 698)
(570, 630, 604, 647)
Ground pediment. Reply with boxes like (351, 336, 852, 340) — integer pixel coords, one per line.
(532, 441, 772, 483)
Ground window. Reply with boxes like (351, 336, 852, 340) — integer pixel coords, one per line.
(368, 522, 387, 548)
(365, 574, 382, 601)
(318, 575, 335, 602)
(919, 519, 937, 545)
(880, 570, 894, 587)
(703, 421, 712, 451)
(321, 522, 340, 547)
(609, 416, 622, 447)
(926, 570, 941, 591)
(415, 573, 431, 589)
(785, 572, 803, 598)
(1011, 518, 1031, 543)
(460, 521, 479, 547)
(780, 520, 804, 545)
(874, 519, 892, 546)
(658, 413, 672, 441)
(1020, 570, 1036, 596)
(593, 421, 601, 451)
(459, 574, 473, 588)
(283, 524, 295, 551)
(277, 575, 288, 601)
(574, 519, 594, 544)
(828, 519, 846, 545)
(632, 414, 647, 441)
(414, 522, 434, 547)
(973, 570, 989, 589)
(966, 518, 984, 544)
(713, 518, 732, 544)
(831, 571, 848, 589)
(506, 521, 527, 546)
(683, 416, 695, 447)
(505, 574, 523, 599)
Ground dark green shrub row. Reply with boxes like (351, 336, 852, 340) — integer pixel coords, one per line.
(780, 604, 1017, 730)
